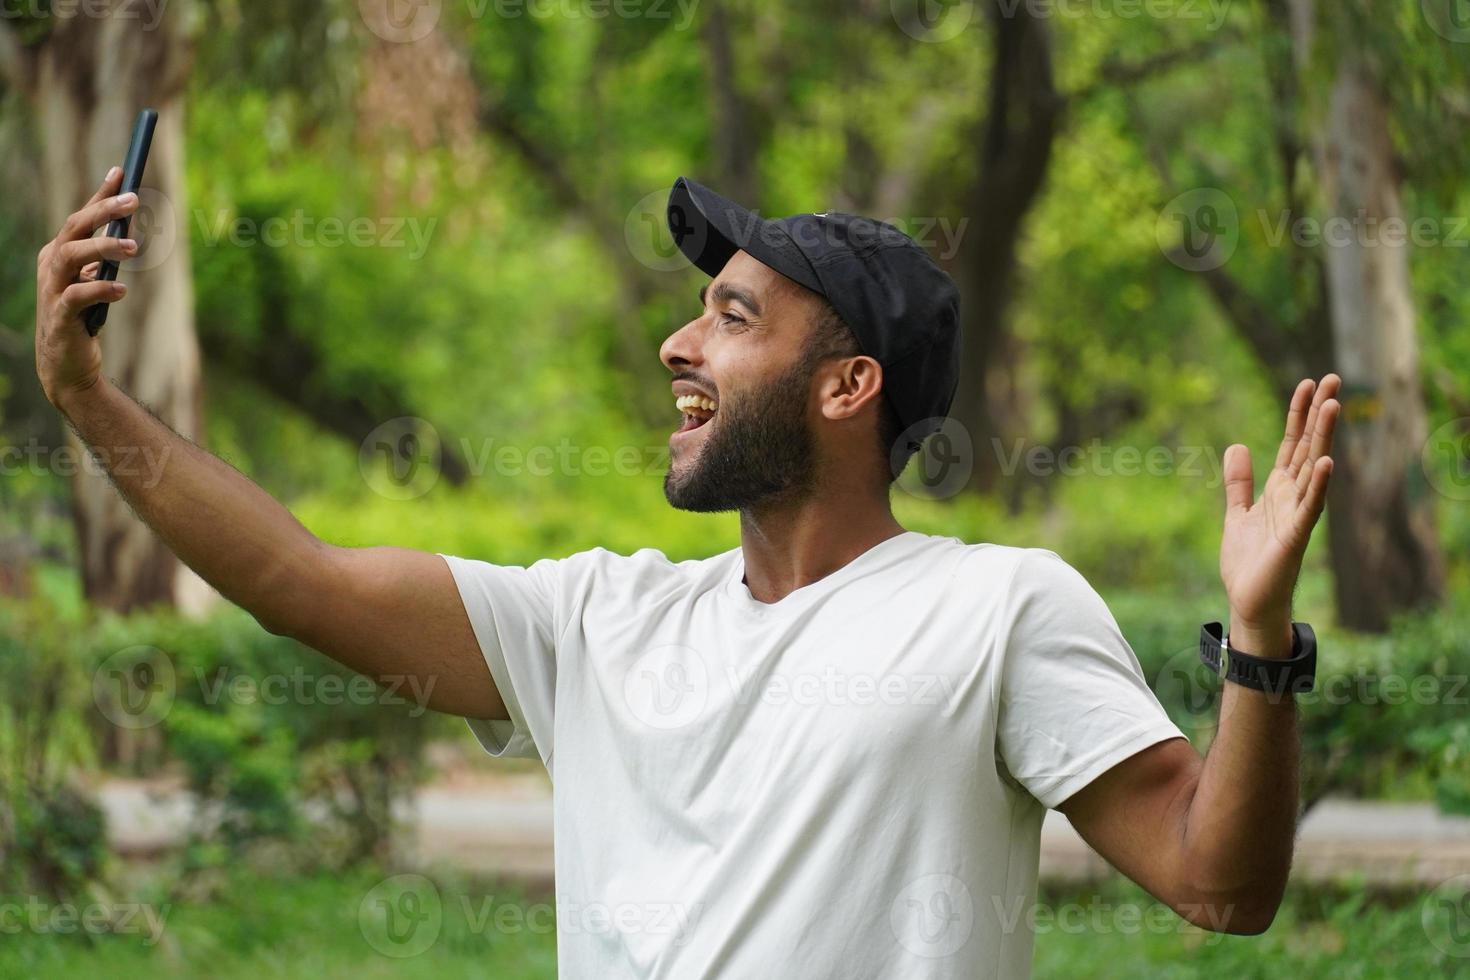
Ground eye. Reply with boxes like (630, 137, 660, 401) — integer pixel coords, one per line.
(719, 309, 747, 326)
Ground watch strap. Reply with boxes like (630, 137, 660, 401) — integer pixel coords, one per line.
(1199, 621, 1317, 695)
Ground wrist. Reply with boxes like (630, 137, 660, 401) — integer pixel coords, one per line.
(1227, 617, 1296, 660)
(50, 374, 109, 421)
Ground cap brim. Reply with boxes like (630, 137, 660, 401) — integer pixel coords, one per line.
(667, 177, 823, 295)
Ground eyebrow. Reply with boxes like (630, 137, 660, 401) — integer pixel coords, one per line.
(699, 281, 763, 317)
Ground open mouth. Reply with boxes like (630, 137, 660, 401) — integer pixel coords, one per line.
(674, 393, 718, 435)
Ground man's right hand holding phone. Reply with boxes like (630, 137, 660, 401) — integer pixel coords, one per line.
(35, 166, 139, 412)
(30, 165, 506, 723)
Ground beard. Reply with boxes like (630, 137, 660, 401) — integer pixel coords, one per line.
(664, 354, 819, 513)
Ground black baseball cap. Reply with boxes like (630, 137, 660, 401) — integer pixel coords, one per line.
(666, 176, 962, 442)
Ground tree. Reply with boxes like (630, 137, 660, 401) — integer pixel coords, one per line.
(0, 0, 211, 613)
(1286, 0, 1446, 629)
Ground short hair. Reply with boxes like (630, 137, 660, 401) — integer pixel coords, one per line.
(805, 300, 913, 484)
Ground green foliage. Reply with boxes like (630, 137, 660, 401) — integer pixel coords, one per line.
(0, 868, 1450, 979)
(0, 590, 106, 901)
(91, 605, 439, 870)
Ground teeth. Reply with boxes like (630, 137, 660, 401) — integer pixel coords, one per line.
(675, 394, 718, 413)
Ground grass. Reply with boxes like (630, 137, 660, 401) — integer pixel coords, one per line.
(1, 870, 1463, 978)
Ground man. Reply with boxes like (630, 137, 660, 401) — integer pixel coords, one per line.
(37, 170, 1338, 978)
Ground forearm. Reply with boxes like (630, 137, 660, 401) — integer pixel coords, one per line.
(1177, 619, 1299, 930)
(56, 377, 323, 633)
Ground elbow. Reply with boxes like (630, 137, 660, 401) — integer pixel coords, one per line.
(1175, 882, 1285, 936)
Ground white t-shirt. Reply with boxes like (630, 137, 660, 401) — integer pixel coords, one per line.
(441, 531, 1185, 979)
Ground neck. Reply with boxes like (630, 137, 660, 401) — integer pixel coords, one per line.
(737, 484, 905, 604)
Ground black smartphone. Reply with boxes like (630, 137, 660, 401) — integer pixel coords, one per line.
(83, 108, 158, 336)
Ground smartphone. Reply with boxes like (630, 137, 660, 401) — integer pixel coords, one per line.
(84, 108, 158, 336)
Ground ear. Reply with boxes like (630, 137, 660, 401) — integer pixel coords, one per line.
(818, 355, 885, 422)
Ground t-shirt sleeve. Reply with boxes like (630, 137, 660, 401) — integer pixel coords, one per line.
(995, 548, 1187, 810)
(438, 553, 565, 768)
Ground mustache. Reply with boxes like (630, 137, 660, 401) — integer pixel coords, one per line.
(672, 371, 719, 399)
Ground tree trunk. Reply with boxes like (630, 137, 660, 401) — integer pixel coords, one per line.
(952, 2, 1061, 493)
(11, 1, 210, 614)
(1308, 61, 1445, 629)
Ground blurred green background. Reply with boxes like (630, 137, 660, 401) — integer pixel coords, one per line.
(2, 0, 1470, 976)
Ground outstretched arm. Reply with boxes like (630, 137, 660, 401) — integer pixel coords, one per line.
(1058, 375, 1340, 934)
(37, 169, 506, 721)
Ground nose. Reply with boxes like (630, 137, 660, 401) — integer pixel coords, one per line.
(659, 313, 705, 374)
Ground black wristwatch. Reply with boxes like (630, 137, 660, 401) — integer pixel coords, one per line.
(1198, 621, 1317, 695)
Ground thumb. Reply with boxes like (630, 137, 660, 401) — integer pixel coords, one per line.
(1223, 443, 1254, 513)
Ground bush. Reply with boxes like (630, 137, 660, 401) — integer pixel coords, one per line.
(0, 587, 106, 902)
(88, 605, 439, 872)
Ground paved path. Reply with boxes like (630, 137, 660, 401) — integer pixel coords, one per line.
(99, 778, 1470, 887)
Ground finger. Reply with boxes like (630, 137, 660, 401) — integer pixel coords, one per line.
(57, 279, 126, 319)
(85, 167, 124, 208)
(1274, 379, 1317, 470)
(54, 237, 137, 283)
(53, 192, 139, 250)
(58, 240, 137, 276)
(1223, 443, 1254, 513)
(80, 262, 101, 283)
(1288, 381, 1329, 477)
(1293, 455, 1333, 536)
(1297, 399, 1340, 494)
